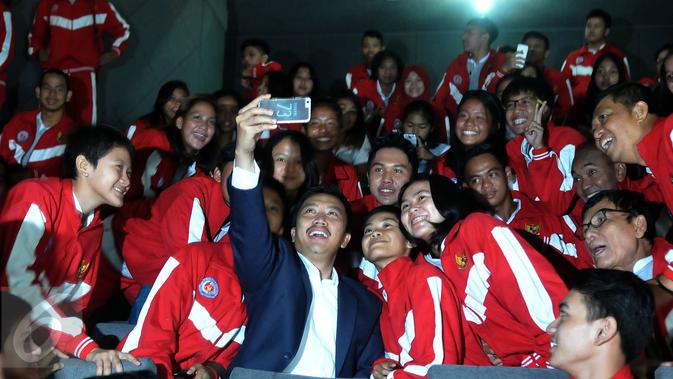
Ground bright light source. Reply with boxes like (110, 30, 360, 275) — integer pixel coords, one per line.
(473, 0, 494, 14)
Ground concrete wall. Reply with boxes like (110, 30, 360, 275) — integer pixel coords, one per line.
(2, 0, 227, 128)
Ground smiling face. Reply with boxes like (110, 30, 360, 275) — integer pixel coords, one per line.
(547, 290, 601, 373)
(83, 146, 132, 209)
(464, 153, 511, 211)
(306, 106, 340, 152)
(291, 193, 351, 259)
(293, 67, 314, 97)
(176, 101, 216, 155)
(362, 211, 413, 269)
(216, 95, 239, 134)
(163, 88, 188, 121)
(404, 71, 425, 98)
(594, 58, 620, 91)
(400, 180, 445, 243)
(591, 97, 645, 164)
(36, 73, 71, 112)
(582, 198, 645, 271)
(455, 98, 494, 147)
(368, 147, 413, 206)
(571, 149, 621, 201)
(272, 137, 306, 192)
(504, 90, 538, 136)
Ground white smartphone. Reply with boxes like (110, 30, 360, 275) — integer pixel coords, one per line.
(515, 43, 529, 69)
(258, 97, 311, 124)
(403, 133, 417, 147)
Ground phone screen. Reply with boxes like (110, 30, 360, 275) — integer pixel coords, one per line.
(258, 97, 312, 124)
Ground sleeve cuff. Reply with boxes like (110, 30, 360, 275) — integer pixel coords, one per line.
(71, 335, 99, 359)
(232, 160, 260, 190)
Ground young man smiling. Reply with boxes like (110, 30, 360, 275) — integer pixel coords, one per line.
(591, 82, 673, 215)
(224, 95, 383, 377)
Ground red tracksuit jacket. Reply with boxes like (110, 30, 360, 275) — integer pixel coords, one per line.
(0, 3, 13, 104)
(372, 257, 470, 378)
(0, 178, 104, 359)
(353, 79, 400, 111)
(433, 50, 507, 115)
(324, 156, 363, 202)
(440, 213, 567, 368)
(125, 117, 151, 142)
(505, 193, 593, 269)
(28, 0, 130, 69)
(507, 123, 585, 216)
(560, 43, 630, 101)
(543, 67, 574, 123)
(346, 63, 369, 90)
(125, 127, 177, 202)
(0, 110, 78, 178)
(120, 241, 246, 379)
(637, 114, 673, 215)
(121, 175, 230, 287)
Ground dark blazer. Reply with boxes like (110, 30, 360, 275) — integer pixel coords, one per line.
(227, 177, 383, 377)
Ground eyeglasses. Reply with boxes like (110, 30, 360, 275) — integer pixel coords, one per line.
(581, 208, 631, 234)
(504, 96, 537, 111)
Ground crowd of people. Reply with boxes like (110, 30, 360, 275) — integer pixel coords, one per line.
(1, 2, 673, 379)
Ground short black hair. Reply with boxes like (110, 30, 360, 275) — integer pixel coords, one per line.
(62, 126, 134, 179)
(467, 17, 499, 45)
(595, 82, 652, 111)
(361, 30, 384, 45)
(367, 132, 419, 175)
(240, 38, 270, 55)
(586, 8, 612, 29)
(198, 143, 236, 174)
(39, 68, 70, 92)
(502, 76, 555, 108)
(211, 88, 241, 106)
(290, 186, 353, 233)
(570, 269, 654, 362)
(370, 50, 404, 83)
(459, 143, 509, 182)
(363, 205, 402, 233)
(582, 189, 656, 243)
(522, 31, 550, 51)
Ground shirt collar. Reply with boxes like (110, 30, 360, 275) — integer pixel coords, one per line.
(632, 255, 654, 281)
(72, 189, 95, 228)
(495, 197, 522, 225)
(296, 251, 339, 287)
(587, 42, 606, 55)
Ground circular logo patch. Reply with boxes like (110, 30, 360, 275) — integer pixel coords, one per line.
(452, 75, 462, 85)
(576, 56, 584, 65)
(17, 130, 29, 143)
(199, 277, 219, 299)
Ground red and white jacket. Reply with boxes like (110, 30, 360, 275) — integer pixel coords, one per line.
(121, 175, 230, 287)
(353, 79, 400, 112)
(372, 257, 470, 378)
(560, 43, 630, 101)
(433, 50, 507, 115)
(345, 62, 370, 90)
(125, 117, 151, 143)
(507, 123, 585, 216)
(28, 0, 130, 70)
(0, 178, 104, 359)
(323, 156, 363, 202)
(504, 193, 593, 269)
(120, 241, 246, 379)
(0, 3, 13, 93)
(125, 127, 179, 202)
(440, 213, 567, 368)
(0, 110, 78, 178)
(636, 114, 673, 216)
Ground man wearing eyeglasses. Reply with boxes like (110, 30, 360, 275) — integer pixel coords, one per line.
(502, 77, 585, 216)
(582, 189, 670, 280)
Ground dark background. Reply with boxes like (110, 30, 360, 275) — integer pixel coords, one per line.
(3, 0, 673, 128)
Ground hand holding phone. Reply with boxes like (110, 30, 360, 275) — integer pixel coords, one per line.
(515, 43, 529, 69)
(258, 97, 311, 124)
